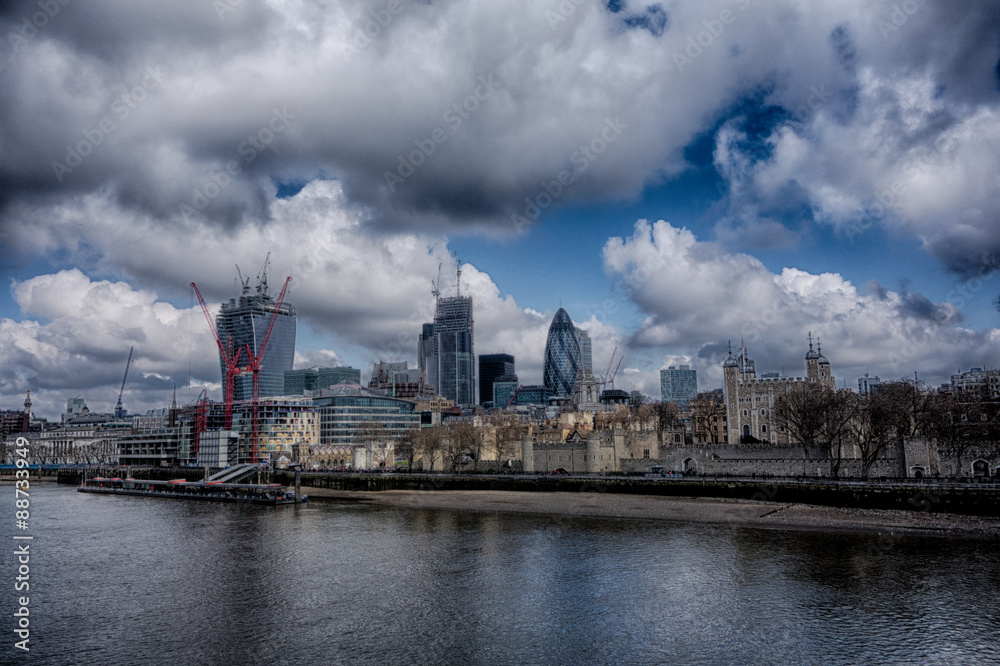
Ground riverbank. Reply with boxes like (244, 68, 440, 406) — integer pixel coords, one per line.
(305, 488, 1000, 538)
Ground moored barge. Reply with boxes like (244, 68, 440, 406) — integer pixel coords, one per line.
(78, 477, 308, 505)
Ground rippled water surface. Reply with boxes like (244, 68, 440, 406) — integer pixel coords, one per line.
(5, 485, 999, 664)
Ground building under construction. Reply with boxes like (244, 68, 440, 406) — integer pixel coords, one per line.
(216, 262, 297, 401)
(419, 261, 475, 406)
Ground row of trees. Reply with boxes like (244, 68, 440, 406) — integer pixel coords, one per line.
(394, 413, 527, 471)
(593, 401, 681, 432)
(775, 380, 1000, 478)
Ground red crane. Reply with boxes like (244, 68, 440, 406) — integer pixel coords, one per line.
(242, 276, 292, 463)
(598, 346, 623, 390)
(504, 384, 523, 410)
(608, 356, 623, 389)
(191, 282, 242, 429)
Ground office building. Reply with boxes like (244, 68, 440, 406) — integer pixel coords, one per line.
(368, 361, 434, 399)
(577, 328, 592, 371)
(493, 376, 520, 409)
(311, 384, 420, 446)
(216, 272, 297, 401)
(430, 295, 475, 405)
(858, 372, 881, 395)
(660, 365, 698, 407)
(479, 354, 516, 407)
(417, 322, 436, 391)
(284, 367, 361, 396)
(543, 308, 584, 398)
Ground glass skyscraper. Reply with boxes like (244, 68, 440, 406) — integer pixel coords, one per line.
(216, 280, 296, 401)
(543, 308, 583, 398)
(479, 353, 515, 406)
(431, 295, 475, 405)
(284, 367, 360, 395)
(660, 365, 698, 407)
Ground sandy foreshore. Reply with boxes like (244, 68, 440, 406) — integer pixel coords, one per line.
(303, 487, 1000, 538)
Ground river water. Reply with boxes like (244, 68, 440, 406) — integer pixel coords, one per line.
(4, 484, 999, 665)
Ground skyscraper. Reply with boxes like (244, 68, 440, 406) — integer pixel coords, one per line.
(479, 353, 515, 406)
(417, 322, 436, 391)
(432, 295, 475, 405)
(577, 327, 592, 371)
(216, 273, 296, 401)
(543, 308, 583, 398)
(660, 365, 698, 407)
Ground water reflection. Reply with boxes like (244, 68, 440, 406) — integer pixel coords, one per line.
(10, 486, 1000, 665)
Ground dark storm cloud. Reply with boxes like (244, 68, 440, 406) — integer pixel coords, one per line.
(2, 0, 999, 280)
(897, 288, 962, 326)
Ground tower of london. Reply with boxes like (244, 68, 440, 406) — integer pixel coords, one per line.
(723, 335, 835, 446)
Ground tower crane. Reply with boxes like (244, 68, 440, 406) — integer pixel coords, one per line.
(191, 282, 242, 429)
(114, 346, 134, 419)
(242, 276, 292, 463)
(431, 262, 442, 301)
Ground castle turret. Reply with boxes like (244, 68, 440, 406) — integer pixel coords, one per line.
(805, 332, 819, 381)
(816, 339, 833, 388)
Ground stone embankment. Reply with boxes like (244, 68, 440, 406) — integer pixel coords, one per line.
(300, 488, 1000, 538)
(52, 469, 1000, 519)
(268, 472, 1000, 518)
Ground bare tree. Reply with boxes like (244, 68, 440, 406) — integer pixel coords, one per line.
(396, 429, 417, 470)
(690, 396, 721, 446)
(652, 401, 680, 432)
(443, 420, 476, 470)
(850, 393, 894, 479)
(484, 413, 525, 463)
(817, 389, 854, 477)
(356, 419, 391, 468)
(775, 384, 836, 474)
(414, 426, 444, 471)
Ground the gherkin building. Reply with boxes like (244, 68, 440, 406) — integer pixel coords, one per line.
(543, 308, 582, 398)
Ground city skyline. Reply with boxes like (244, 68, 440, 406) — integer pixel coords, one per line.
(2, 2, 1000, 419)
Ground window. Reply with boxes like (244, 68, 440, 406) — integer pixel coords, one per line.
(643, 449, 650, 459)
(761, 424, 767, 433)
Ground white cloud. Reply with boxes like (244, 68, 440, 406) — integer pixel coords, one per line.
(604, 219, 1000, 390)
(1, 181, 629, 416)
(0, 269, 215, 419)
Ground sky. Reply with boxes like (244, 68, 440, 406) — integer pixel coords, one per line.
(2, 0, 1000, 421)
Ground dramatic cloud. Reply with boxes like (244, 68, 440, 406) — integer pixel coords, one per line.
(4, 0, 994, 265)
(2, 0, 998, 413)
(604, 220, 1000, 389)
(1, 181, 625, 417)
(0, 269, 216, 419)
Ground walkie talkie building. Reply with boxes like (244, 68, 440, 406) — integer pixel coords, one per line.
(216, 278, 297, 402)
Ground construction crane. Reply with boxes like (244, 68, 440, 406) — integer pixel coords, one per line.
(256, 252, 271, 296)
(504, 384, 523, 410)
(431, 262, 442, 301)
(242, 275, 292, 463)
(114, 346, 134, 419)
(598, 346, 623, 390)
(191, 282, 242, 429)
(235, 264, 251, 296)
(607, 356, 623, 390)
